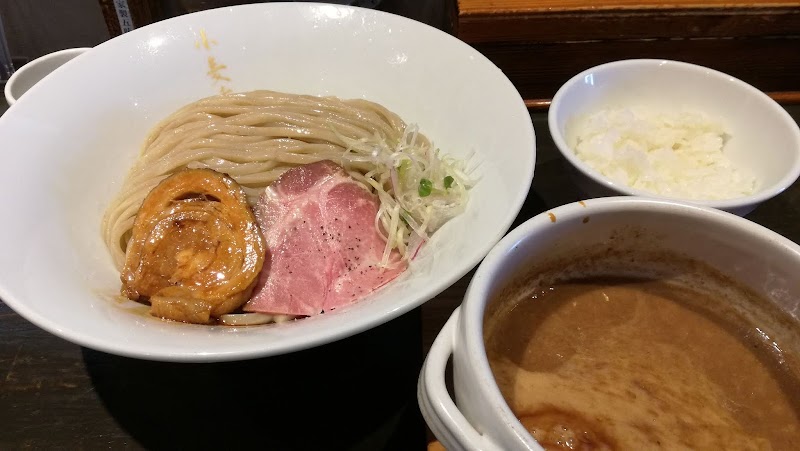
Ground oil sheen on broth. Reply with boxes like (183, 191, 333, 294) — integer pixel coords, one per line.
(484, 262, 800, 450)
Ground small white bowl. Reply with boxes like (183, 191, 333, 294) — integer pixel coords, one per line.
(419, 197, 800, 450)
(548, 59, 800, 216)
(4, 47, 89, 105)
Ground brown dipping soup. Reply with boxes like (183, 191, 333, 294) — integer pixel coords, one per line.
(484, 252, 800, 450)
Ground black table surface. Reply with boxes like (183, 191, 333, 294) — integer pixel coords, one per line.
(1, 107, 799, 450)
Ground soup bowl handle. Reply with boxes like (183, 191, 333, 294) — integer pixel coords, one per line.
(418, 307, 502, 451)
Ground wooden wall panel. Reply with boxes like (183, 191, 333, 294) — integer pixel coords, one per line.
(456, 0, 800, 106)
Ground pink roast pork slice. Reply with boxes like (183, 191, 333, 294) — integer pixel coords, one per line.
(244, 160, 407, 316)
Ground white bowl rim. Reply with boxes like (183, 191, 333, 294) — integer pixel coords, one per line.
(0, 3, 536, 362)
(458, 195, 800, 446)
(547, 58, 800, 210)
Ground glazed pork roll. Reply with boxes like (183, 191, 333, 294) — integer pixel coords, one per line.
(120, 169, 265, 324)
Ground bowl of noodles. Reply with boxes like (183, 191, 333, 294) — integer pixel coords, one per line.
(0, 3, 535, 361)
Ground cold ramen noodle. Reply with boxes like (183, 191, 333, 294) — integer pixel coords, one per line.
(103, 90, 472, 325)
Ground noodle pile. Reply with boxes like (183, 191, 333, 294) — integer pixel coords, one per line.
(103, 90, 470, 270)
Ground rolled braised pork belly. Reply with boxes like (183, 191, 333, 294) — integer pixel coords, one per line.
(121, 169, 265, 324)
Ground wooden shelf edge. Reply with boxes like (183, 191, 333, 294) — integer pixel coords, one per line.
(459, 1, 800, 16)
(524, 91, 800, 110)
(457, 8, 800, 43)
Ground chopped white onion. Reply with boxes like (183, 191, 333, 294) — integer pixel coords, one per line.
(571, 107, 756, 200)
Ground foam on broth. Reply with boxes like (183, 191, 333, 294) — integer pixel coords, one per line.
(484, 251, 800, 450)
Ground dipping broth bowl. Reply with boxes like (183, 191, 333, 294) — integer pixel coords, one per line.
(419, 196, 800, 450)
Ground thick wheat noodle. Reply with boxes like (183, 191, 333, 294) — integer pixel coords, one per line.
(103, 90, 429, 269)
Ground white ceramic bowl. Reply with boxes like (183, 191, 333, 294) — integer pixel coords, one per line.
(4, 47, 89, 105)
(548, 59, 800, 216)
(0, 4, 535, 361)
(419, 196, 800, 450)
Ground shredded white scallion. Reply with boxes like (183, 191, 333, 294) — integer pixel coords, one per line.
(334, 124, 473, 266)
